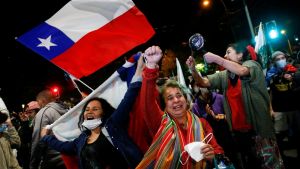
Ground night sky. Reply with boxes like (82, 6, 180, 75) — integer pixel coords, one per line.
(1, 0, 299, 113)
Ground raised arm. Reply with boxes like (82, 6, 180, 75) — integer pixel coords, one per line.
(4, 117, 21, 147)
(204, 52, 250, 76)
(142, 46, 164, 136)
(186, 56, 211, 88)
(111, 56, 144, 127)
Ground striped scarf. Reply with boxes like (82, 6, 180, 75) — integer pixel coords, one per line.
(136, 111, 206, 169)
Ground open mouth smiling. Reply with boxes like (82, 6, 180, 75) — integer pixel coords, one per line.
(86, 115, 95, 120)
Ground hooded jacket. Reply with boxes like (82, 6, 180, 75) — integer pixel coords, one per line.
(30, 101, 68, 169)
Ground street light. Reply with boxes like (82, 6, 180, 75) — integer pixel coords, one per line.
(294, 35, 299, 42)
(269, 30, 278, 39)
(266, 20, 278, 40)
(200, 0, 211, 9)
(280, 30, 286, 35)
(21, 104, 25, 112)
(202, 0, 210, 7)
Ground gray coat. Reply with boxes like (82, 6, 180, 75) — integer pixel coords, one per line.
(30, 101, 68, 169)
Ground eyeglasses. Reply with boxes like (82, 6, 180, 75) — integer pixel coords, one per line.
(84, 107, 101, 112)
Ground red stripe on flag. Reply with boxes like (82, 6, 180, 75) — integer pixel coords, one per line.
(52, 6, 154, 78)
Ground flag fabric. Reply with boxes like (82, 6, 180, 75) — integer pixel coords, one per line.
(176, 58, 192, 101)
(17, 0, 155, 78)
(255, 22, 268, 69)
(0, 97, 10, 116)
(46, 54, 140, 141)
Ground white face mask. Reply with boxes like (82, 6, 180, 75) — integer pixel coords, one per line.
(180, 133, 213, 164)
(275, 59, 287, 68)
(184, 141, 205, 162)
(82, 118, 102, 130)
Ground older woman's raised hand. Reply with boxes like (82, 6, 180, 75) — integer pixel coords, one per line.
(144, 46, 162, 68)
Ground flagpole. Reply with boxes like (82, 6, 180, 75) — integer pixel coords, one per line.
(68, 73, 94, 92)
(66, 74, 82, 94)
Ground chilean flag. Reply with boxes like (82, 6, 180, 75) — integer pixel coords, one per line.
(17, 0, 155, 78)
(46, 53, 140, 142)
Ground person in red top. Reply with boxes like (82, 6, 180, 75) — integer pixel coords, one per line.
(136, 46, 223, 169)
(186, 43, 284, 169)
(127, 47, 190, 154)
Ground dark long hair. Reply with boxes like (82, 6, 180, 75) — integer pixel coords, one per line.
(78, 97, 115, 131)
(227, 43, 263, 66)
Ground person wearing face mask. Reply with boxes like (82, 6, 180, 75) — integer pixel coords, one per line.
(0, 111, 22, 169)
(266, 51, 300, 162)
(39, 56, 144, 169)
(265, 51, 297, 86)
(186, 43, 284, 169)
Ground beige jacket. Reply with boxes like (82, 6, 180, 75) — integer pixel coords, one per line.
(0, 127, 22, 169)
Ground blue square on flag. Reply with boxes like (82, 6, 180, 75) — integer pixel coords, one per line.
(17, 22, 74, 60)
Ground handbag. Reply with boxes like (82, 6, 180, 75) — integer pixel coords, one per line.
(254, 136, 285, 169)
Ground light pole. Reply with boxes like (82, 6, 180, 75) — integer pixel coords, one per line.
(242, 0, 255, 40)
(280, 30, 293, 55)
(202, 0, 255, 40)
(221, 0, 255, 40)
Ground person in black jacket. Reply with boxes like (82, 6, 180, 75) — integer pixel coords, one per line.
(17, 101, 40, 169)
(40, 55, 144, 169)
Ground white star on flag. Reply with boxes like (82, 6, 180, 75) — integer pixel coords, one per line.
(37, 35, 57, 50)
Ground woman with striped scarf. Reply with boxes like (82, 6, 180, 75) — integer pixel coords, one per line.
(136, 46, 224, 169)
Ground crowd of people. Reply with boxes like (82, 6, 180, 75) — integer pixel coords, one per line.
(1, 39, 299, 169)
